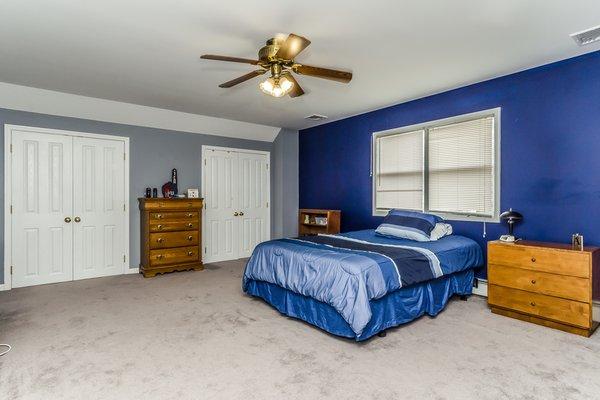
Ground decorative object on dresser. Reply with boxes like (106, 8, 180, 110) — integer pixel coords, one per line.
(139, 198, 204, 278)
(298, 209, 341, 235)
(488, 240, 600, 337)
(498, 208, 523, 243)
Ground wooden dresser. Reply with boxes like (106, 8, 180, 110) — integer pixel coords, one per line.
(298, 209, 341, 236)
(488, 240, 600, 337)
(139, 198, 204, 278)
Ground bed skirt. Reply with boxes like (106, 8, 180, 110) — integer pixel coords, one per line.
(244, 268, 474, 341)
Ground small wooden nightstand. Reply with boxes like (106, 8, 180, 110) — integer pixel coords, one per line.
(487, 240, 600, 337)
(298, 209, 341, 236)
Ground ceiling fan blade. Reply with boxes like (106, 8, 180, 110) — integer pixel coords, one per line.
(286, 74, 305, 98)
(201, 54, 259, 65)
(219, 70, 266, 88)
(276, 34, 311, 60)
(293, 64, 352, 83)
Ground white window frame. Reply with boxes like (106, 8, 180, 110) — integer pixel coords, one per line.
(372, 108, 501, 222)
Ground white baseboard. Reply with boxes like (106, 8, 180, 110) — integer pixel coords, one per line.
(0, 282, 10, 291)
(472, 278, 488, 297)
(124, 267, 140, 274)
(473, 278, 600, 321)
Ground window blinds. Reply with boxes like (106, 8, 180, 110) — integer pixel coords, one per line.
(375, 130, 424, 211)
(428, 116, 494, 216)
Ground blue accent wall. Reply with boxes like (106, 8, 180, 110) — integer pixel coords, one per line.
(299, 50, 600, 275)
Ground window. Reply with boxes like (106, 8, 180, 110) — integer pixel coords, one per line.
(372, 109, 500, 222)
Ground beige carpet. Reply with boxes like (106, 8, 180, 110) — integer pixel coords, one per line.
(1, 260, 599, 400)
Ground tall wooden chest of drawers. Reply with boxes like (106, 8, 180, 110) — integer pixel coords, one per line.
(139, 198, 204, 278)
(488, 240, 600, 337)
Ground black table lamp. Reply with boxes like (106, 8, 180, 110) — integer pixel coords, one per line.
(499, 208, 523, 242)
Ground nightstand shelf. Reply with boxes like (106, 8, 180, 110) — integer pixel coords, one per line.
(298, 209, 341, 235)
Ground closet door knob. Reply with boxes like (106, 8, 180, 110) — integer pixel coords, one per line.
(64, 217, 72, 223)
(234, 212, 239, 216)
(74, 217, 81, 223)
(239, 212, 244, 216)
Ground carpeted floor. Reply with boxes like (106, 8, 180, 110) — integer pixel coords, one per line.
(1, 260, 599, 400)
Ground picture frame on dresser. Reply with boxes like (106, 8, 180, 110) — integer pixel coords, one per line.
(138, 198, 204, 278)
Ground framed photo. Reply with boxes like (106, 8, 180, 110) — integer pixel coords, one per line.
(187, 188, 199, 198)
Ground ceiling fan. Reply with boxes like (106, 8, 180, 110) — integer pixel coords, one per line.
(201, 33, 352, 98)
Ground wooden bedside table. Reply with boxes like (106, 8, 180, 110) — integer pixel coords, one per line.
(487, 240, 600, 337)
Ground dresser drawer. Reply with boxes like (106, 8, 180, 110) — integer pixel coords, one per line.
(149, 211, 198, 221)
(488, 244, 590, 278)
(149, 231, 199, 249)
(150, 220, 198, 232)
(149, 246, 199, 266)
(488, 285, 590, 328)
(143, 200, 202, 210)
(488, 264, 590, 302)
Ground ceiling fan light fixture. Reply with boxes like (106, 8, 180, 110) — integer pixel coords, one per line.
(259, 75, 294, 98)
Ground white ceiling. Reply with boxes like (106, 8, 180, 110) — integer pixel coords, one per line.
(1, 1, 600, 132)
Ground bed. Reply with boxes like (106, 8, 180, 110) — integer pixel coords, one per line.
(242, 229, 483, 341)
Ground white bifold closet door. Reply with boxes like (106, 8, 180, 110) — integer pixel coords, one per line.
(11, 131, 74, 287)
(203, 148, 270, 263)
(11, 130, 126, 288)
(72, 137, 126, 280)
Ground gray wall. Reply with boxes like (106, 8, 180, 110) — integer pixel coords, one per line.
(0, 107, 298, 284)
(272, 128, 299, 238)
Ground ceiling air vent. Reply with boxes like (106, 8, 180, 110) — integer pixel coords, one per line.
(305, 114, 328, 121)
(571, 25, 600, 46)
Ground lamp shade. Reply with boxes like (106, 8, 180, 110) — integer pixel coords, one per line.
(500, 208, 523, 223)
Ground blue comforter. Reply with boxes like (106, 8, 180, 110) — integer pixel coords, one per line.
(243, 230, 483, 336)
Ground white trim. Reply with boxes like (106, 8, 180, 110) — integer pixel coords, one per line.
(0, 82, 281, 142)
(472, 278, 489, 297)
(372, 108, 501, 223)
(124, 267, 140, 274)
(3, 124, 131, 290)
(201, 145, 271, 263)
(594, 301, 600, 322)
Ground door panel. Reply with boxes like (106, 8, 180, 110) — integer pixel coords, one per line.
(11, 130, 73, 287)
(72, 137, 126, 280)
(237, 152, 269, 258)
(203, 149, 239, 263)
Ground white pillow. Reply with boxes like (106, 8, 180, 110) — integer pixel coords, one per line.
(430, 223, 453, 241)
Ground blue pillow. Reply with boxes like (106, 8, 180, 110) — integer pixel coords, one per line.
(375, 209, 442, 242)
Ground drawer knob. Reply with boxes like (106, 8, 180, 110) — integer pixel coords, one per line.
(157, 238, 163, 243)
(157, 224, 163, 230)
(188, 223, 193, 228)
(531, 257, 536, 262)
(157, 254, 164, 259)
(187, 213, 193, 218)
(156, 214, 163, 219)
(187, 235, 193, 241)
(530, 301, 536, 307)
(187, 251, 194, 256)
(531, 279, 536, 284)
